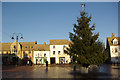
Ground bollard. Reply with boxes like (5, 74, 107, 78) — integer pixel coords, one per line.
(73, 65, 76, 71)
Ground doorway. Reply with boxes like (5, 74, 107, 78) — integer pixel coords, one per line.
(59, 57, 65, 64)
(50, 57, 55, 64)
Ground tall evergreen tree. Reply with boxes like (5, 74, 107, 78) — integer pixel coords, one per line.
(65, 11, 108, 67)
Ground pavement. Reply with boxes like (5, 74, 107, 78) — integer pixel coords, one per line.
(1, 64, 120, 79)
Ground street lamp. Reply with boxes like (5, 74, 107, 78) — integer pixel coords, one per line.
(11, 33, 23, 66)
(11, 33, 23, 42)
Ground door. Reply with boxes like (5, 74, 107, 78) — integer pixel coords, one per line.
(50, 57, 55, 64)
(59, 57, 65, 64)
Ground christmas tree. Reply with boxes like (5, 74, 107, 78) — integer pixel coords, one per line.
(65, 4, 108, 67)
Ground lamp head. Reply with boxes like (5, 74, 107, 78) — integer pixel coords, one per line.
(20, 36, 23, 40)
(11, 37, 14, 39)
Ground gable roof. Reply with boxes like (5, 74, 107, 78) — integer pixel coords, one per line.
(34, 44, 50, 51)
(107, 34, 120, 46)
(50, 39, 69, 45)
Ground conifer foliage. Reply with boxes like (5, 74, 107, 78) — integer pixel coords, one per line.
(65, 11, 108, 67)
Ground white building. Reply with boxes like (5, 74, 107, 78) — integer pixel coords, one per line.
(33, 42, 50, 64)
(49, 39, 71, 64)
(106, 33, 120, 63)
(33, 39, 71, 64)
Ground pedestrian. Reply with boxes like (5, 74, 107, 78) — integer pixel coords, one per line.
(46, 67, 48, 72)
(46, 61, 48, 67)
(30, 60, 32, 66)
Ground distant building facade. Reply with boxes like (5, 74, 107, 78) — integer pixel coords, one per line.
(0, 40, 36, 65)
(0, 39, 71, 65)
(106, 33, 120, 63)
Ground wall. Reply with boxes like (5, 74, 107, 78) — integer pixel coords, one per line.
(50, 45, 70, 64)
(34, 51, 50, 64)
(110, 46, 120, 63)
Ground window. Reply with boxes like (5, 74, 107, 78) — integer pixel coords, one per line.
(113, 39, 118, 45)
(53, 45, 55, 48)
(29, 51, 31, 53)
(35, 53, 37, 56)
(114, 41, 117, 44)
(58, 51, 60, 54)
(112, 48, 114, 53)
(14, 46, 16, 49)
(23, 51, 25, 54)
(38, 53, 40, 57)
(44, 53, 46, 57)
(115, 48, 118, 53)
(14, 50, 17, 52)
(53, 51, 55, 55)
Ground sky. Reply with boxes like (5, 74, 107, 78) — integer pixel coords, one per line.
(2, 2, 118, 46)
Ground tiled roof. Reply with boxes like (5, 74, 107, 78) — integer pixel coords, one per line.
(34, 44, 50, 51)
(19, 42, 35, 51)
(0, 43, 12, 51)
(50, 39, 69, 45)
(1, 42, 35, 51)
(1, 39, 70, 51)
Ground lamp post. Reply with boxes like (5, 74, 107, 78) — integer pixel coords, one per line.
(11, 33, 23, 42)
(11, 33, 23, 66)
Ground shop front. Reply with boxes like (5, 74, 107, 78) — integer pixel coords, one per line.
(59, 57, 65, 64)
(35, 57, 47, 64)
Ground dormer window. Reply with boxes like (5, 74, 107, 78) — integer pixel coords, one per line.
(113, 38, 118, 45)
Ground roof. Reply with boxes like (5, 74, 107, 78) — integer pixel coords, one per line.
(0, 39, 70, 51)
(107, 33, 120, 46)
(0, 43, 12, 51)
(34, 44, 50, 51)
(19, 42, 35, 51)
(50, 39, 69, 45)
(1, 42, 35, 51)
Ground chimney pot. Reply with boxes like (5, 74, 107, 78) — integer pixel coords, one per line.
(112, 33, 115, 38)
(43, 42, 46, 45)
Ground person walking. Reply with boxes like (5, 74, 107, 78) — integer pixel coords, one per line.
(46, 61, 48, 67)
(29, 60, 32, 66)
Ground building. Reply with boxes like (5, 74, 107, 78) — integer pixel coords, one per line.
(34, 42, 50, 64)
(106, 33, 120, 63)
(0, 41, 36, 65)
(49, 39, 70, 64)
(0, 39, 71, 65)
(33, 39, 71, 64)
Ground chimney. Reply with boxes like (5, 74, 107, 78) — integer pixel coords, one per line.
(35, 41, 37, 44)
(112, 33, 115, 38)
(43, 42, 46, 45)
